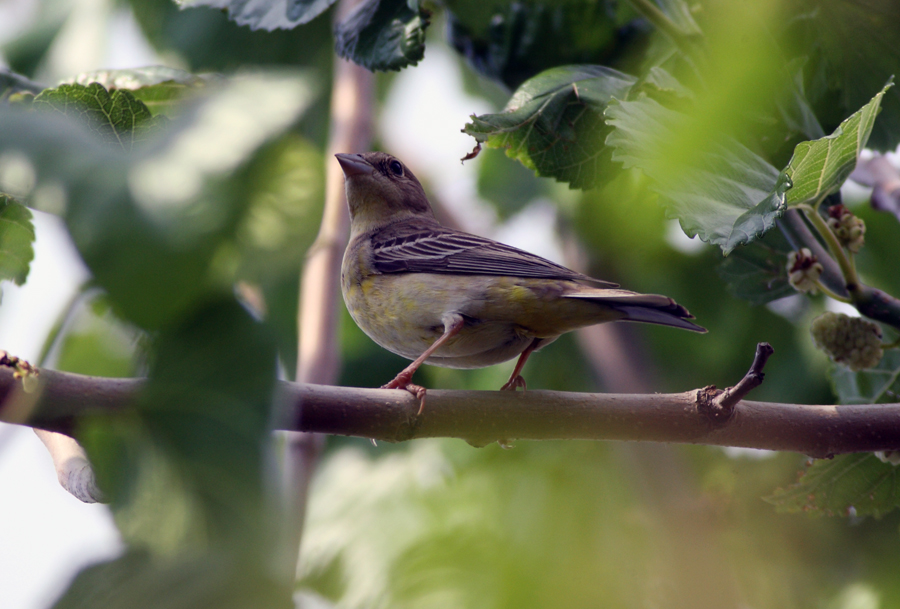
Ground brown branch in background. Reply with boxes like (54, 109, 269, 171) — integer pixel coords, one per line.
(7, 364, 900, 459)
(283, 0, 375, 582)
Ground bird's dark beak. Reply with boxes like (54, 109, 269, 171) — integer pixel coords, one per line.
(335, 153, 374, 177)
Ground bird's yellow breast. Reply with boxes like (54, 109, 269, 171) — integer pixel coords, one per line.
(341, 235, 623, 368)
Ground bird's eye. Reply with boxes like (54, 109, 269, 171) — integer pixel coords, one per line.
(388, 160, 404, 176)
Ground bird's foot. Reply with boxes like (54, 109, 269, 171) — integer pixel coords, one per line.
(500, 375, 527, 391)
(382, 374, 427, 415)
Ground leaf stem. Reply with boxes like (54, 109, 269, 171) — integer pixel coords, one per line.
(813, 279, 852, 304)
(883, 337, 900, 350)
(797, 203, 860, 293)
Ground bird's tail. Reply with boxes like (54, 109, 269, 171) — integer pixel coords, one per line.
(566, 292, 707, 333)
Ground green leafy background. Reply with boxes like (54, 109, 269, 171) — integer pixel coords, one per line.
(3, 0, 900, 608)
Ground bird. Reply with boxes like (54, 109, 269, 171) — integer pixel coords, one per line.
(337, 151, 705, 414)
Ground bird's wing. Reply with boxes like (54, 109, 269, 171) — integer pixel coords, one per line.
(369, 221, 618, 286)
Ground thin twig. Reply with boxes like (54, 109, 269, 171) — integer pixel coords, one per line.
(711, 342, 774, 415)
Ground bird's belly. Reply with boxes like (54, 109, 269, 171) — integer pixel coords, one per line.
(342, 273, 539, 368)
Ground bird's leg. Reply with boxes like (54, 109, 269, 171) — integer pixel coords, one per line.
(501, 338, 542, 391)
(382, 314, 466, 415)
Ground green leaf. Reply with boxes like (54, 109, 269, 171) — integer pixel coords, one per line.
(32, 83, 157, 152)
(235, 135, 324, 282)
(53, 549, 292, 609)
(784, 81, 893, 207)
(446, 0, 641, 89)
(0, 194, 35, 285)
(0, 72, 315, 329)
(717, 227, 794, 305)
(178, 0, 337, 29)
(788, 0, 900, 151)
(128, 0, 335, 75)
(54, 294, 142, 378)
(605, 93, 789, 253)
(766, 453, 900, 518)
(138, 299, 277, 545)
(334, 0, 431, 72)
(464, 65, 637, 189)
(832, 348, 900, 406)
(64, 67, 208, 117)
(654, 0, 701, 36)
(768, 350, 900, 519)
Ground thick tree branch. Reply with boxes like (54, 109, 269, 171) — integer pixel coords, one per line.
(4, 366, 900, 459)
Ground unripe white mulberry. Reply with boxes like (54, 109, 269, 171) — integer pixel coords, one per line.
(810, 312, 883, 371)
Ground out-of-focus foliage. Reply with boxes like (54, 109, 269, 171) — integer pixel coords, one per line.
(0, 194, 35, 287)
(178, 0, 338, 30)
(605, 85, 790, 254)
(300, 439, 900, 608)
(3, 0, 900, 608)
(784, 0, 900, 152)
(0, 67, 316, 607)
(447, 0, 645, 90)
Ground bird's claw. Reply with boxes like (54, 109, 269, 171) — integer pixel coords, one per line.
(500, 375, 527, 391)
(382, 376, 428, 415)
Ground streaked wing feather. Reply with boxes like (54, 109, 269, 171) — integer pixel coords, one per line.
(371, 223, 617, 286)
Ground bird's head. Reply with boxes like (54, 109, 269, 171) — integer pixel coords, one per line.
(336, 152, 435, 233)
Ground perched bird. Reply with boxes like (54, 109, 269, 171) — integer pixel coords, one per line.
(337, 152, 705, 413)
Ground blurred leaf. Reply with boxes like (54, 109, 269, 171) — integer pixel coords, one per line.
(179, 0, 337, 29)
(464, 65, 637, 189)
(784, 81, 893, 207)
(605, 92, 790, 253)
(32, 84, 159, 152)
(717, 227, 794, 305)
(832, 349, 900, 406)
(235, 135, 323, 282)
(334, 0, 431, 72)
(0, 68, 44, 100)
(447, 0, 643, 89)
(655, 0, 701, 36)
(300, 441, 652, 608)
(767, 453, 900, 518)
(0, 72, 315, 329)
(788, 0, 900, 152)
(0, 8, 67, 78)
(53, 549, 291, 609)
(139, 299, 278, 546)
(0, 194, 35, 285)
(128, 0, 335, 73)
(80, 419, 207, 552)
(63, 67, 208, 117)
(54, 294, 142, 378)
